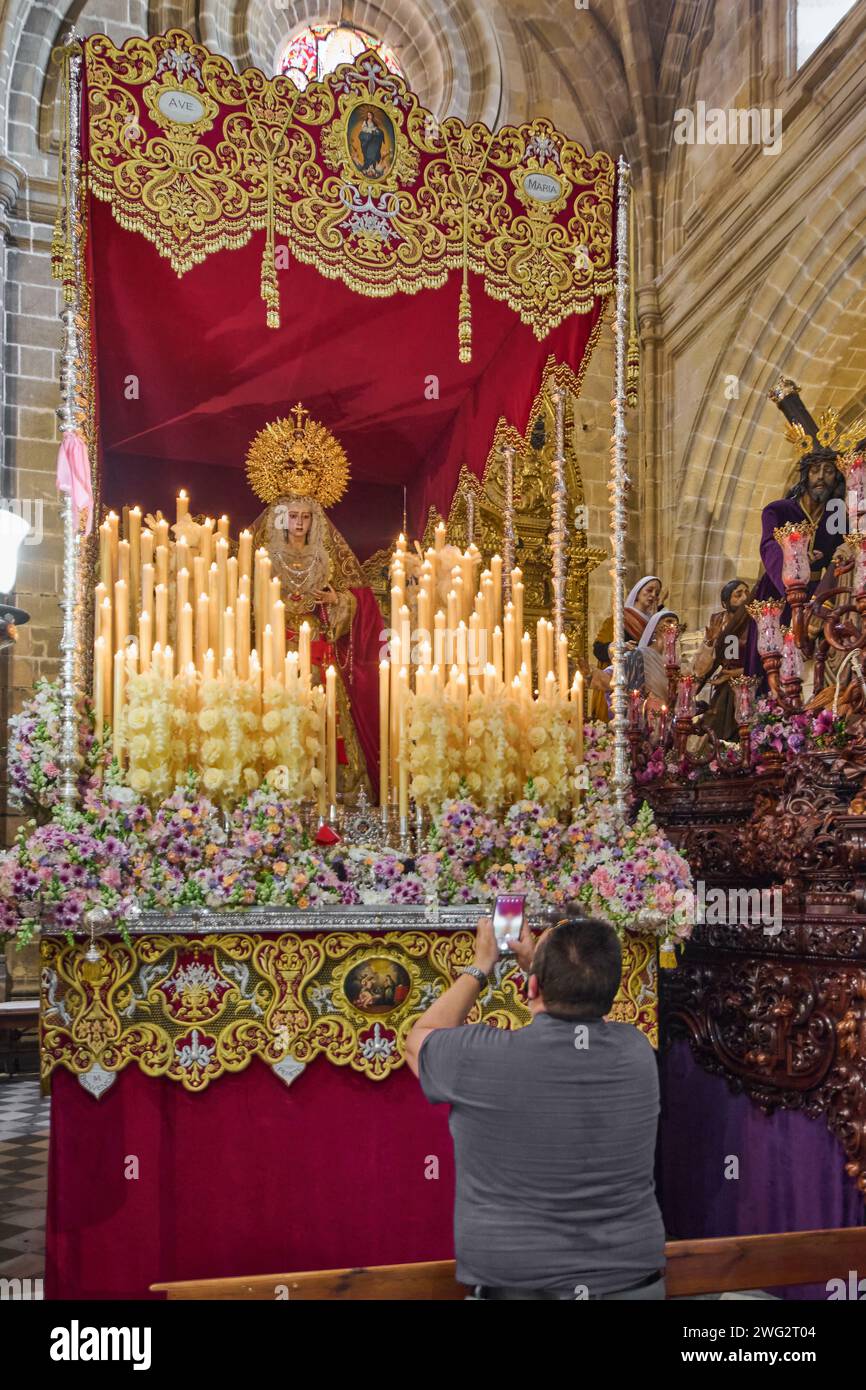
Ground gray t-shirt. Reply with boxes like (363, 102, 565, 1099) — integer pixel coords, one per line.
(419, 1012, 665, 1294)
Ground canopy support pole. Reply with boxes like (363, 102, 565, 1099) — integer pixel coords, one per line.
(550, 383, 568, 646)
(56, 31, 85, 811)
(610, 157, 632, 820)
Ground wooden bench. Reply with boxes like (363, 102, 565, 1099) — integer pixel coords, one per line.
(0, 999, 39, 1077)
(151, 1226, 866, 1300)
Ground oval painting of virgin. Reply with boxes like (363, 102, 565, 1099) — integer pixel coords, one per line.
(344, 957, 411, 1014)
(347, 104, 396, 181)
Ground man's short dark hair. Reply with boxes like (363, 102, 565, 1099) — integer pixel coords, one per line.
(532, 917, 622, 1021)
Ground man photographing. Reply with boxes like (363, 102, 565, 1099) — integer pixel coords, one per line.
(405, 915, 665, 1300)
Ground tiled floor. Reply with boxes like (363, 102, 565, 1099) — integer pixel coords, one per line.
(0, 1078, 49, 1285)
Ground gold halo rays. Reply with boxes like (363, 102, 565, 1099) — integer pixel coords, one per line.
(246, 403, 350, 508)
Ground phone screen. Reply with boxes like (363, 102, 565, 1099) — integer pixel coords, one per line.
(493, 895, 525, 953)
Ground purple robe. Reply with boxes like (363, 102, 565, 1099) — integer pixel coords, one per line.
(744, 496, 844, 678)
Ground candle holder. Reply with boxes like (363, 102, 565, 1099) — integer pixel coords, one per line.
(841, 451, 866, 535)
(675, 673, 696, 719)
(774, 521, 814, 647)
(398, 815, 412, 856)
(731, 673, 757, 768)
(748, 598, 784, 696)
(780, 627, 804, 708)
(852, 533, 866, 603)
(626, 724, 644, 772)
(673, 675, 696, 757)
(658, 703, 669, 749)
(660, 621, 680, 707)
(628, 687, 644, 732)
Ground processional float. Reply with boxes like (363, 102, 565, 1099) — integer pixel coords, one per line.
(30, 27, 675, 1080)
(10, 27, 692, 1298)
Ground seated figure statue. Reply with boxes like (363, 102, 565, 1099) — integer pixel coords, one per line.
(693, 579, 751, 741)
(624, 609, 679, 712)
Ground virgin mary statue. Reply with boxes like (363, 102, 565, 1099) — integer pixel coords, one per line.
(246, 406, 383, 797)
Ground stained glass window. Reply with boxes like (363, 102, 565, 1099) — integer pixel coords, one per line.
(280, 23, 403, 90)
(795, 0, 856, 68)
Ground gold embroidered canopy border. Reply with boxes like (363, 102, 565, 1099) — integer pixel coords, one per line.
(69, 28, 616, 341)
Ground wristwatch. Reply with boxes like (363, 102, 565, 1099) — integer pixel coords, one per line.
(461, 965, 488, 986)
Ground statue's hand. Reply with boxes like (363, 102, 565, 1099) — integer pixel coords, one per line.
(315, 586, 339, 606)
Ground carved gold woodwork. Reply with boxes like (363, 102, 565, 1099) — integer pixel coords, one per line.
(419, 366, 605, 664)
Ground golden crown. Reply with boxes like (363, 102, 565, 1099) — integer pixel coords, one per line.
(246, 403, 350, 507)
(784, 407, 866, 457)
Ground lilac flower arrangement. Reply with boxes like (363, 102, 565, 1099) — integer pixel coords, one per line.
(0, 783, 692, 950)
(0, 807, 138, 945)
(750, 698, 812, 760)
(483, 799, 563, 906)
(574, 801, 693, 956)
(345, 847, 427, 906)
(809, 706, 850, 750)
(7, 679, 103, 817)
(750, 699, 849, 761)
(582, 722, 614, 805)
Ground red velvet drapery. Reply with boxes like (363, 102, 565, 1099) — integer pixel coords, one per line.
(45, 1059, 455, 1300)
(88, 190, 604, 554)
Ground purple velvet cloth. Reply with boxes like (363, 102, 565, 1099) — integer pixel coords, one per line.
(658, 1040, 864, 1298)
(744, 496, 843, 677)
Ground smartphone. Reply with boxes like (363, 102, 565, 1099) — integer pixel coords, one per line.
(493, 895, 526, 954)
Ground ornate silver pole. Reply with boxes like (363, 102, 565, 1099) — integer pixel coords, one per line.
(610, 157, 631, 820)
(550, 383, 568, 645)
(502, 444, 515, 601)
(56, 33, 84, 811)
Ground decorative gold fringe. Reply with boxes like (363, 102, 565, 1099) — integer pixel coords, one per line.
(625, 190, 639, 408)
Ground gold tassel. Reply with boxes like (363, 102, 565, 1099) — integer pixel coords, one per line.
(261, 238, 279, 329)
(659, 937, 677, 970)
(626, 191, 639, 408)
(457, 196, 472, 363)
(261, 159, 280, 329)
(458, 279, 472, 364)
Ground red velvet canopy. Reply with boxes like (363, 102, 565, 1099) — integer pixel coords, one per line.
(80, 31, 616, 559)
(90, 199, 604, 557)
